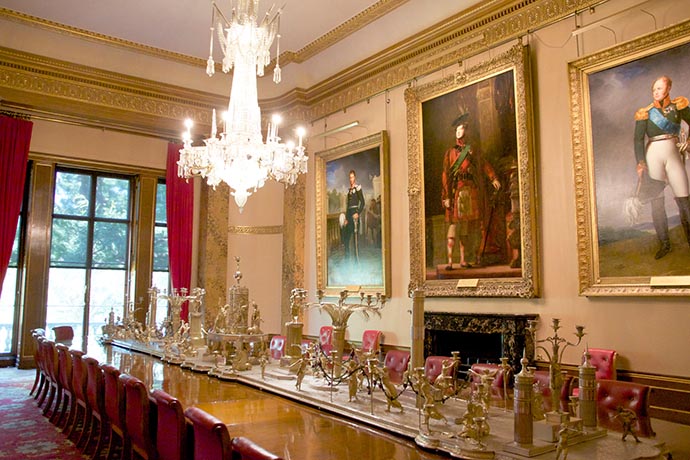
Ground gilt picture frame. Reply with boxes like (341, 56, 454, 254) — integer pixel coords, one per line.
(315, 131, 390, 296)
(570, 19, 690, 296)
(405, 44, 539, 297)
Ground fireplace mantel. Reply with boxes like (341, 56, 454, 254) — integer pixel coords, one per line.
(424, 312, 538, 370)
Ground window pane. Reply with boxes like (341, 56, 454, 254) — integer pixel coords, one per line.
(93, 221, 128, 268)
(0, 268, 17, 353)
(46, 267, 86, 344)
(153, 227, 169, 271)
(155, 183, 167, 224)
(50, 218, 88, 267)
(9, 218, 20, 266)
(89, 269, 125, 338)
(96, 177, 130, 219)
(54, 172, 91, 216)
(151, 271, 170, 329)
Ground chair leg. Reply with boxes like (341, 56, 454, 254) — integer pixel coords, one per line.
(77, 409, 93, 450)
(105, 428, 121, 460)
(42, 383, 56, 417)
(62, 396, 77, 434)
(30, 368, 41, 396)
(91, 419, 109, 460)
(36, 377, 50, 407)
(49, 387, 63, 424)
(67, 403, 85, 442)
(34, 373, 46, 400)
(55, 392, 71, 429)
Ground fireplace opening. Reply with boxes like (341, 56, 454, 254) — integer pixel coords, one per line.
(429, 330, 503, 365)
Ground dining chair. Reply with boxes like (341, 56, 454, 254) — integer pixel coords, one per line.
(230, 436, 284, 460)
(185, 406, 232, 460)
(84, 356, 108, 459)
(124, 375, 157, 460)
(102, 364, 130, 460)
(151, 388, 190, 460)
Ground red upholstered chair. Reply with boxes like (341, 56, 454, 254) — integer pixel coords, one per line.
(269, 335, 286, 360)
(38, 340, 59, 416)
(469, 363, 513, 399)
(361, 329, 382, 356)
(53, 343, 73, 428)
(151, 389, 190, 460)
(66, 349, 89, 445)
(230, 436, 284, 460)
(424, 355, 454, 384)
(30, 329, 46, 397)
(102, 365, 130, 460)
(124, 376, 157, 460)
(52, 325, 75, 345)
(185, 406, 232, 460)
(572, 348, 618, 397)
(383, 350, 410, 385)
(83, 356, 108, 459)
(319, 325, 334, 355)
(596, 379, 655, 438)
(532, 369, 572, 413)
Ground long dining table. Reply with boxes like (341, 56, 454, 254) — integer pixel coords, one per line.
(85, 339, 666, 460)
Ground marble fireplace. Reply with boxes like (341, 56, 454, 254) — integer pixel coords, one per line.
(424, 312, 538, 371)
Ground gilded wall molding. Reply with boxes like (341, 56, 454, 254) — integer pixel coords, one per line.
(228, 225, 283, 235)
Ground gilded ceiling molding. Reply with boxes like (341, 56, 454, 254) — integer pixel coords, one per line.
(228, 225, 284, 235)
(0, 8, 204, 67)
(0, 45, 222, 137)
(287, 0, 410, 64)
(1, 0, 409, 70)
(298, 0, 603, 121)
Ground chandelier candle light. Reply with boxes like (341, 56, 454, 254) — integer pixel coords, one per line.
(178, 0, 308, 211)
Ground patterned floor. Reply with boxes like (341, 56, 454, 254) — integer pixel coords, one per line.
(0, 367, 87, 460)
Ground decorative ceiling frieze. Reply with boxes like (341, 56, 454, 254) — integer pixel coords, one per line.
(0, 0, 603, 137)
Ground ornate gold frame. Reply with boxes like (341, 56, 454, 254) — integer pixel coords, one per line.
(406, 45, 539, 298)
(315, 132, 390, 296)
(569, 19, 690, 296)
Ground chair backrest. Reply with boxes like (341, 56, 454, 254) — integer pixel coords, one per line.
(424, 355, 453, 384)
(151, 389, 189, 460)
(383, 350, 410, 385)
(124, 376, 157, 460)
(361, 330, 382, 354)
(43, 340, 59, 383)
(56, 343, 73, 390)
(319, 326, 333, 354)
(230, 436, 283, 460)
(84, 356, 105, 416)
(597, 379, 655, 437)
(588, 348, 617, 380)
(532, 369, 572, 413)
(469, 363, 512, 395)
(69, 349, 87, 402)
(102, 364, 124, 429)
(52, 325, 74, 345)
(269, 335, 286, 360)
(185, 406, 232, 460)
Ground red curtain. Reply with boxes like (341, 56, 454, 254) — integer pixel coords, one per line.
(0, 116, 33, 297)
(166, 143, 194, 321)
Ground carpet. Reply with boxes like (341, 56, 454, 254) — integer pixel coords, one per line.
(0, 366, 87, 460)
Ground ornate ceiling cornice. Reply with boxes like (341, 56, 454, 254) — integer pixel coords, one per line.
(0, 0, 604, 137)
(0, 0, 410, 69)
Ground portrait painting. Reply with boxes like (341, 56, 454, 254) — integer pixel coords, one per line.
(406, 45, 539, 297)
(570, 19, 690, 295)
(315, 132, 390, 296)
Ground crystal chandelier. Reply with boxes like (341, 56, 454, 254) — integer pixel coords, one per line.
(178, 0, 308, 211)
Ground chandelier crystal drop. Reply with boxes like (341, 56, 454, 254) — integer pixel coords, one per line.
(177, 0, 308, 212)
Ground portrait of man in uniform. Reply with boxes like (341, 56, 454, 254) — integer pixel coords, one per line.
(587, 41, 690, 279)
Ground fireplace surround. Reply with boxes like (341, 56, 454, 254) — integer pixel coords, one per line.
(424, 312, 538, 371)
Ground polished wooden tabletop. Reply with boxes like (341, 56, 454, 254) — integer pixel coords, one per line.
(88, 341, 449, 460)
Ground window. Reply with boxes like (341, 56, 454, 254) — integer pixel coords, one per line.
(151, 180, 170, 328)
(46, 169, 133, 349)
